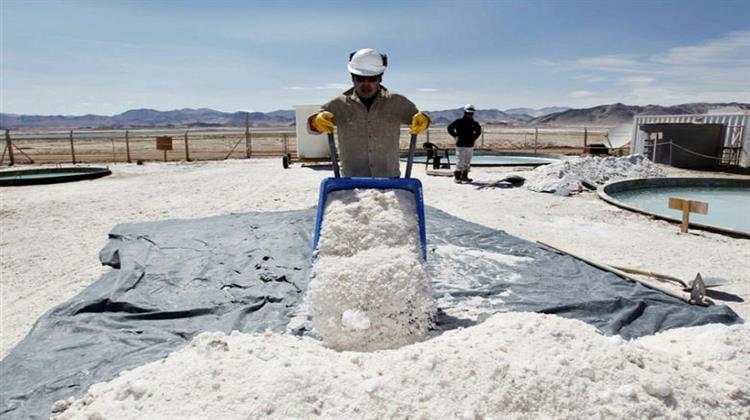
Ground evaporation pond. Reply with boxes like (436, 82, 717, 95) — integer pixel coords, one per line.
(612, 186, 750, 232)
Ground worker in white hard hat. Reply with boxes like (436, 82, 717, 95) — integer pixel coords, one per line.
(307, 48, 431, 177)
(447, 104, 482, 183)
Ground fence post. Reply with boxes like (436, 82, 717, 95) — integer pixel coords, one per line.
(69, 130, 77, 164)
(245, 112, 252, 158)
(184, 130, 191, 161)
(282, 133, 288, 155)
(111, 137, 116, 162)
(125, 130, 132, 163)
(583, 126, 588, 154)
(534, 127, 538, 154)
(5, 130, 15, 166)
(481, 131, 484, 149)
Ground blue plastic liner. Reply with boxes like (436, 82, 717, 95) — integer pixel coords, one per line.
(312, 177, 427, 260)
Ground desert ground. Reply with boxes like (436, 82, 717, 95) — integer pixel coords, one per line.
(3, 126, 610, 164)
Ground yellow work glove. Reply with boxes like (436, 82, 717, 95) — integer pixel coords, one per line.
(311, 111, 335, 134)
(410, 112, 431, 135)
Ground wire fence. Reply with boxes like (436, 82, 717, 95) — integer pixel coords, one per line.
(1, 126, 616, 166)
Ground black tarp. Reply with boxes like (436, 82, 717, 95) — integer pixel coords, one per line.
(1, 207, 741, 419)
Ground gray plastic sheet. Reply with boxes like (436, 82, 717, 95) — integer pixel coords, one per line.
(1, 207, 741, 419)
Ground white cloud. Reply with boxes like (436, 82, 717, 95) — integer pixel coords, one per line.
(531, 30, 750, 106)
(618, 76, 655, 86)
(576, 56, 641, 68)
(315, 83, 349, 90)
(284, 83, 349, 91)
(652, 30, 750, 65)
(570, 90, 593, 98)
(571, 74, 608, 83)
(534, 55, 647, 74)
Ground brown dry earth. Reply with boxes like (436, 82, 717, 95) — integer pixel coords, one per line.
(3, 126, 610, 165)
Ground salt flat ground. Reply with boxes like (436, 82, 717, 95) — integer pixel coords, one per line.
(1, 158, 748, 359)
(3, 158, 750, 419)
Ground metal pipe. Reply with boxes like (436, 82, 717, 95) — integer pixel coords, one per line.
(405, 134, 417, 178)
(327, 133, 340, 178)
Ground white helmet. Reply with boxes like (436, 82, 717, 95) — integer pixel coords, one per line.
(464, 104, 476, 113)
(348, 48, 388, 76)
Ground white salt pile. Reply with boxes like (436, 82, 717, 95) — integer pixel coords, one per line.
(305, 188, 435, 351)
(525, 154, 666, 195)
(52, 312, 750, 420)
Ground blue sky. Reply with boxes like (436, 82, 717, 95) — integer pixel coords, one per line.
(2, 0, 749, 115)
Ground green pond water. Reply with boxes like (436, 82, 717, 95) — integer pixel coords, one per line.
(612, 186, 750, 232)
(0, 171, 96, 180)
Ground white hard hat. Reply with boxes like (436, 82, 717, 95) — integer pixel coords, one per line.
(348, 48, 388, 76)
(464, 104, 476, 113)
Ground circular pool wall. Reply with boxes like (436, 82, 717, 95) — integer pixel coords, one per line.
(0, 167, 112, 187)
(599, 177, 750, 238)
(404, 151, 564, 167)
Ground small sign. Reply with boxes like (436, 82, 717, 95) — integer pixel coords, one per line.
(156, 136, 173, 151)
(668, 197, 709, 233)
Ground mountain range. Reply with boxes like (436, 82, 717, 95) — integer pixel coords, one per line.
(1, 103, 748, 130)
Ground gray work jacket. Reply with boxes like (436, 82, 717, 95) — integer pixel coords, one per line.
(321, 86, 418, 177)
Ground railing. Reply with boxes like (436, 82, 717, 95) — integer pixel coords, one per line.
(1, 126, 612, 166)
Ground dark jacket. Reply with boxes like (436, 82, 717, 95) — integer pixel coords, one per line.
(447, 117, 482, 147)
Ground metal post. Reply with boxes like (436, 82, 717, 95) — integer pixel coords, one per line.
(245, 112, 252, 158)
(111, 137, 116, 162)
(282, 133, 288, 155)
(534, 127, 538, 155)
(669, 141, 673, 166)
(184, 130, 191, 161)
(69, 130, 77, 164)
(481, 131, 484, 149)
(5, 130, 15, 166)
(125, 130, 131, 163)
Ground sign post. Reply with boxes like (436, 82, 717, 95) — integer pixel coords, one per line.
(156, 136, 173, 162)
(668, 197, 708, 234)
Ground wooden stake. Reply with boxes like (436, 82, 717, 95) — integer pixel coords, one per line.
(583, 126, 588, 153)
(5, 130, 14, 166)
(534, 127, 538, 154)
(245, 112, 252, 158)
(125, 130, 131, 163)
(184, 130, 191, 161)
(668, 197, 709, 234)
(69, 130, 77, 164)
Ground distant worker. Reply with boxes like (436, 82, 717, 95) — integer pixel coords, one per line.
(447, 104, 482, 183)
(307, 48, 431, 177)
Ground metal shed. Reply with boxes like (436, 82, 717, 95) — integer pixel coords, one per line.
(631, 111, 749, 169)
